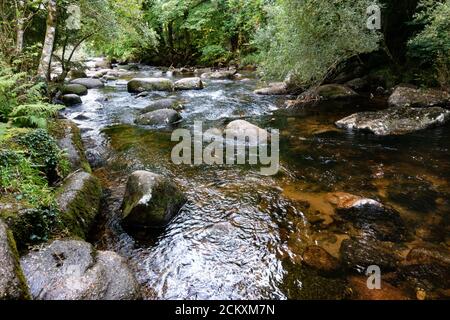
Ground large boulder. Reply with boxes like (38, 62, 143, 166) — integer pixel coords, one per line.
(20, 240, 141, 300)
(121, 171, 186, 228)
(388, 86, 450, 108)
(61, 94, 82, 107)
(174, 77, 204, 90)
(70, 78, 104, 89)
(62, 84, 88, 96)
(135, 109, 182, 126)
(0, 220, 30, 300)
(49, 120, 91, 173)
(139, 99, 183, 114)
(127, 78, 174, 93)
(56, 171, 102, 239)
(224, 120, 269, 143)
(254, 82, 289, 95)
(336, 106, 450, 136)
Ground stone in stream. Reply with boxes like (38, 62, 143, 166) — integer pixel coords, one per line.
(254, 82, 289, 95)
(0, 220, 30, 300)
(335, 106, 450, 135)
(347, 276, 409, 300)
(333, 196, 407, 242)
(174, 77, 204, 90)
(139, 99, 183, 113)
(224, 120, 269, 143)
(20, 239, 141, 300)
(121, 171, 187, 228)
(388, 86, 450, 108)
(70, 78, 104, 89)
(302, 245, 340, 273)
(201, 69, 237, 80)
(340, 237, 402, 271)
(56, 171, 102, 239)
(61, 94, 82, 107)
(135, 109, 182, 126)
(127, 78, 174, 93)
(62, 84, 88, 96)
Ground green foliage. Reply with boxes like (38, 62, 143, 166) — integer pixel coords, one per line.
(408, 0, 450, 87)
(8, 103, 63, 129)
(17, 129, 70, 180)
(257, 0, 381, 85)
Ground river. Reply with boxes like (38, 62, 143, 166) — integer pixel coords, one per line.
(60, 63, 450, 300)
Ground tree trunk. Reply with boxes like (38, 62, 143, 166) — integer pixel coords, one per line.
(15, 0, 25, 53)
(37, 0, 57, 80)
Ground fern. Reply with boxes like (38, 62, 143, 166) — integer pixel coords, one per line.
(8, 104, 63, 129)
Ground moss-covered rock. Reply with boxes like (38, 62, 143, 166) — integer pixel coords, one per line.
(61, 84, 88, 96)
(56, 171, 102, 239)
(121, 171, 186, 228)
(127, 78, 174, 93)
(49, 120, 91, 173)
(315, 84, 358, 100)
(0, 219, 30, 300)
(61, 94, 82, 107)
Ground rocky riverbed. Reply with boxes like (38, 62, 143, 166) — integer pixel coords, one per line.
(2, 58, 449, 300)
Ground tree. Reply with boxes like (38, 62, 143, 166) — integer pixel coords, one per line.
(36, 0, 57, 80)
(257, 0, 381, 86)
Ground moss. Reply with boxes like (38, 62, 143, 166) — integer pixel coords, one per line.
(48, 120, 91, 174)
(5, 228, 31, 300)
(57, 173, 102, 239)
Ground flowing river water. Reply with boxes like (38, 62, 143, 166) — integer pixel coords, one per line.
(60, 64, 450, 300)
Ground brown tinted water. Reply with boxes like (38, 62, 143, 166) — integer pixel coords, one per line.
(61, 65, 450, 300)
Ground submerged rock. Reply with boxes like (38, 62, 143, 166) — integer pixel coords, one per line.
(388, 86, 450, 108)
(135, 109, 182, 126)
(139, 99, 183, 113)
(174, 77, 204, 90)
(127, 78, 174, 93)
(340, 237, 402, 271)
(70, 78, 104, 89)
(335, 106, 450, 135)
(348, 276, 409, 300)
(224, 120, 269, 143)
(302, 245, 340, 273)
(20, 240, 141, 300)
(62, 84, 88, 96)
(335, 199, 407, 242)
(121, 171, 186, 228)
(387, 177, 439, 213)
(56, 171, 102, 239)
(254, 82, 288, 95)
(0, 220, 30, 300)
(61, 94, 82, 107)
